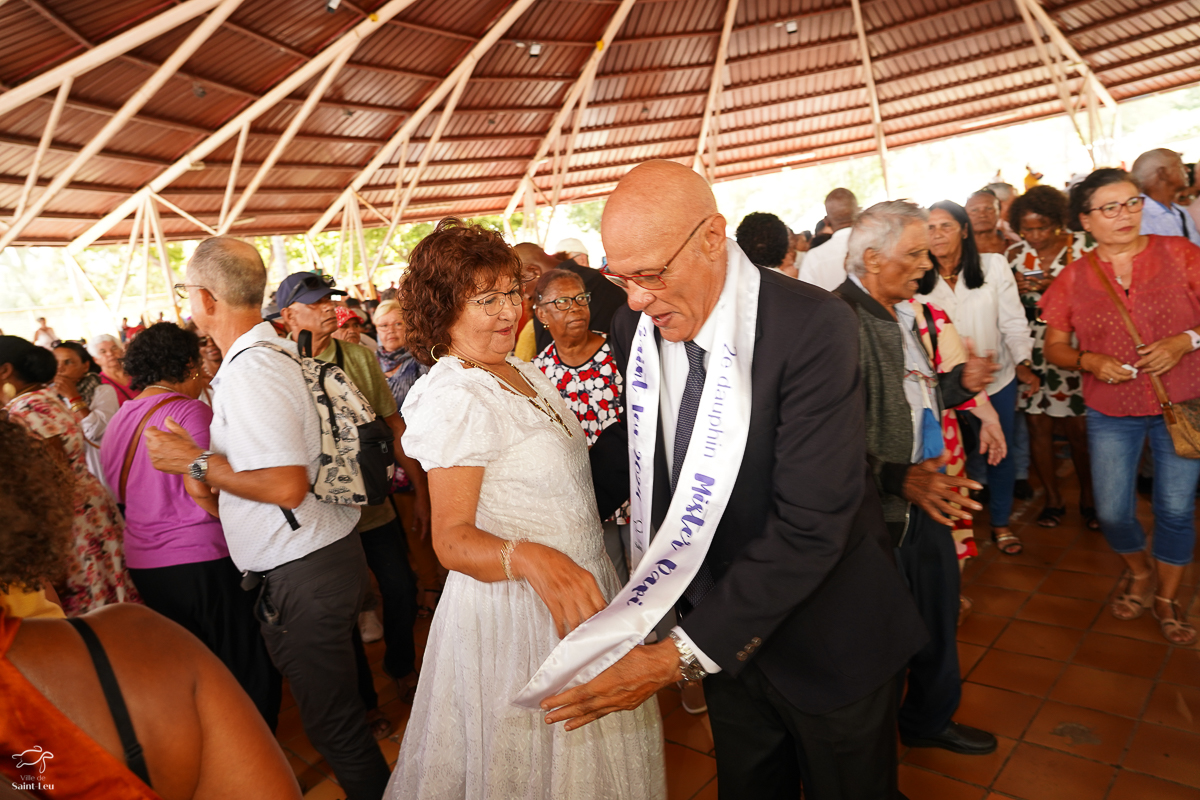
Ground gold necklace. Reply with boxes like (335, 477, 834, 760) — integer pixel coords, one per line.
(449, 352, 574, 438)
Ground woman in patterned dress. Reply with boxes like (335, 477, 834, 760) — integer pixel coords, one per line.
(531, 269, 630, 584)
(1005, 185, 1099, 529)
(0, 336, 135, 615)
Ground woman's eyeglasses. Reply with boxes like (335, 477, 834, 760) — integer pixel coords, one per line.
(539, 292, 592, 311)
(1087, 196, 1144, 218)
(599, 216, 710, 291)
(468, 288, 523, 316)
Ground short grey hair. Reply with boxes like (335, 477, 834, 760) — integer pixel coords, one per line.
(87, 333, 120, 357)
(845, 200, 929, 278)
(1130, 148, 1182, 190)
(186, 236, 267, 309)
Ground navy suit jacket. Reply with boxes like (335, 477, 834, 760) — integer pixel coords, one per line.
(590, 267, 927, 715)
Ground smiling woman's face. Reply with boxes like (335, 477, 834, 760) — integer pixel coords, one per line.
(447, 275, 521, 363)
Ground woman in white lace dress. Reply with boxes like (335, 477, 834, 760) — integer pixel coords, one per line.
(388, 219, 665, 800)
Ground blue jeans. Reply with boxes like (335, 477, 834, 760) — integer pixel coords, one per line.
(965, 378, 1018, 528)
(1012, 411, 1030, 481)
(1087, 408, 1200, 566)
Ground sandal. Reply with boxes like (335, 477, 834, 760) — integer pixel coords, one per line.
(366, 708, 394, 740)
(1111, 570, 1155, 621)
(1037, 505, 1066, 528)
(1153, 596, 1198, 646)
(992, 529, 1023, 555)
(1081, 506, 1101, 531)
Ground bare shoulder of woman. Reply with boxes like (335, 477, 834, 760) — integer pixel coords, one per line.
(13, 604, 300, 800)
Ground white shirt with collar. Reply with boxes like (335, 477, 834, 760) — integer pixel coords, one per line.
(654, 262, 740, 675)
(210, 321, 360, 573)
(1141, 195, 1200, 247)
(798, 227, 851, 292)
(916, 252, 1032, 396)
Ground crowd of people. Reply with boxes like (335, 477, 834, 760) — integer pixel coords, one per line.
(1, 146, 1199, 800)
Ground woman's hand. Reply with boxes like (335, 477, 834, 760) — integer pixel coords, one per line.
(1135, 333, 1192, 377)
(978, 420, 1007, 466)
(1081, 352, 1136, 384)
(53, 373, 79, 401)
(1016, 363, 1041, 396)
(510, 542, 607, 638)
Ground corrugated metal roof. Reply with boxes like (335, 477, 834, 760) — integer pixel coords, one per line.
(1, 0, 1196, 245)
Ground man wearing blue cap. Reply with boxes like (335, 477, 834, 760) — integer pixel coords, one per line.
(273, 272, 429, 732)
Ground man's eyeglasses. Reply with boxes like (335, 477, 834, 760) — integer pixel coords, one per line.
(599, 216, 710, 291)
(539, 292, 592, 311)
(174, 283, 209, 300)
(468, 288, 522, 316)
(1087, 196, 1144, 218)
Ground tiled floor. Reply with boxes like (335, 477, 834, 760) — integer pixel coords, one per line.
(278, 468, 1200, 800)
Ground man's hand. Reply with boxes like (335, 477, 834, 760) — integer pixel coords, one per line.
(541, 640, 681, 731)
(1135, 334, 1192, 377)
(1015, 363, 1041, 396)
(902, 452, 983, 527)
(960, 341, 1001, 394)
(145, 417, 203, 475)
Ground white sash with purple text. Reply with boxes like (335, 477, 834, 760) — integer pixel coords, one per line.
(512, 241, 760, 708)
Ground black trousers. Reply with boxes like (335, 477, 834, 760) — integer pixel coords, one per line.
(352, 514, 419, 710)
(259, 532, 390, 800)
(894, 506, 962, 738)
(129, 556, 281, 730)
(705, 663, 900, 800)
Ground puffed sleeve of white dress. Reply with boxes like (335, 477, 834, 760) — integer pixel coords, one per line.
(401, 363, 513, 471)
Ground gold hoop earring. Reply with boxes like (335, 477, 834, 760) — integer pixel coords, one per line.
(430, 343, 451, 362)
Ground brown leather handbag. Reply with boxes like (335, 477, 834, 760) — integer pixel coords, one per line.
(1086, 253, 1200, 458)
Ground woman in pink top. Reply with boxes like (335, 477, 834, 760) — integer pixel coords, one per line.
(100, 323, 280, 727)
(1041, 168, 1200, 646)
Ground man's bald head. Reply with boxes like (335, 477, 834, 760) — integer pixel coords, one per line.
(824, 188, 859, 231)
(187, 236, 267, 309)
(602, 160, 719, 265)
(512, 242, 560, 275)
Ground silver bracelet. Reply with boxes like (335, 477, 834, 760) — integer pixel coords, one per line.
(500, 538, 527, 581)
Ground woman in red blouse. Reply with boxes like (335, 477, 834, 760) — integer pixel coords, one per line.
(1041, 168, 1200, 646)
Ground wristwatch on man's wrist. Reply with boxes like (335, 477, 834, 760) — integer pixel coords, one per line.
(188, 450, 215, 482)
(668, 630, 708, 682)
(1019, 359, 1034, 369)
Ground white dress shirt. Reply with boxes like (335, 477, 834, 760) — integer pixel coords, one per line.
(210, 321, 360, 572)
(655, 270, 740, 675)
(798, 228, 851, 291)
(916, 253, 1032, 396)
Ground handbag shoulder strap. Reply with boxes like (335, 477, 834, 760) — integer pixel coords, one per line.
(119, 395, 188, 503)
(1084, 252, 1174, 416)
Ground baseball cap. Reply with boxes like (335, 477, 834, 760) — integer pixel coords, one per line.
(269, 272, 346, 318)
(556, 237, 587, 256)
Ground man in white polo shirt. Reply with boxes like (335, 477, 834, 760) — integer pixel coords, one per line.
(146, 237, 390, 800)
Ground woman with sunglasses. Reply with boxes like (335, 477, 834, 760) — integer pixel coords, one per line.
(532, 269, 631, 584)
(388, 219, 664, 799)
(1040, 168, 1200, 646)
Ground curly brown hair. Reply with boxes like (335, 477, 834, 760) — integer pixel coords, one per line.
(1008, 184, 1070, 232)
(0, 417, 74, 593)
(401, 217, 522, 366)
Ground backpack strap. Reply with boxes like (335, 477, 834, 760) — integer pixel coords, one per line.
(334, 339, 344, 369)
(119, 395, 188, 503)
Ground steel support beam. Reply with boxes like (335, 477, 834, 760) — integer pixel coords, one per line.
(66, 0, 425, 253)
(219, 47, 354, 234)
(0, 0, 225, 118)
(501, 0, 639, 220)
(217, 123, 249, 231)
(0, 0, 246, 250)
(694, 0, 739, 183)
(850, 0, 889, 198)
(12, 76, 71, 222)
(1023, 0, 1117, 109)
(306, 0, 541, 238)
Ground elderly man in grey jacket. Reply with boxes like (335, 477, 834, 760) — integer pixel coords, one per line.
(836, 200, 1004, 760)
